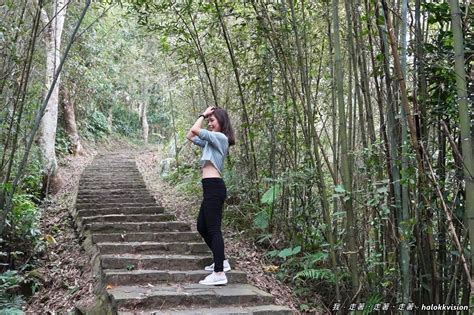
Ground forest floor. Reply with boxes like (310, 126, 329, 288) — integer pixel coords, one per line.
(25, 139, 301, 313)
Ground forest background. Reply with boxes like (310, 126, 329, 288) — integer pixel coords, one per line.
(0, 0, 473, 312)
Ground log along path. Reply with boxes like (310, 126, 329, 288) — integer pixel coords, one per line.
(74, 153, 292, 314)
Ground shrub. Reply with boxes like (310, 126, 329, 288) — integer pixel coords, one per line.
(7, 193, 41, 244)
(82, 110, 109, 139)
(0, 270, 25, 314)
(112, 106, 140, 137)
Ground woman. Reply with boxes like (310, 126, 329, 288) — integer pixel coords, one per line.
(186, 106, 235, 285)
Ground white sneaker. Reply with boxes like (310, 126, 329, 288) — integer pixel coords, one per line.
(199, 272, 228, 285)
(204, 259, 231, 272)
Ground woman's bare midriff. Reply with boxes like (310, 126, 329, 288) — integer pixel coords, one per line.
(202, 161, 221, 178)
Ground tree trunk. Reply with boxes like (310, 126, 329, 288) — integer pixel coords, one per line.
(60, 86, 83, 155)
(398, 0, 412, 306)
(140, 102, 149, 144)
(448, 0, 474, 296)
(331, 0, 360, 296)
(37, 0, 68, 195)
(107, 106, 113, 133)
(169, 85, 179, 172)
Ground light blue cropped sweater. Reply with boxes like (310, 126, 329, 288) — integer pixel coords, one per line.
(192, 129, 229, 175)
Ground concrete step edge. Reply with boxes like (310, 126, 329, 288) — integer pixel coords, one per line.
(117, 304, 294, 315)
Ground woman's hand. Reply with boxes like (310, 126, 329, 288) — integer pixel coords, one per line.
(188, 106, 215, 140)
(202, 106, 215, 118)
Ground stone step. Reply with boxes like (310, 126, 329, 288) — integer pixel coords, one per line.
(78, 179, 144, 183)
(79, 185, 144, 189)
(91, 232, 202, 243)
(76, 196, 155, 203)
(79, 177, 144, 181)
(82, 168, 140, 172)
(81, 180, 142, 184)
(78, 182, 146, 187)
(76, 197, 156, 204)
(108, 284, 274, 310)
(80, 170, 141, 174)
(100, 254, 211, 270)
(77, 189, 149, 196)
(104, 269, 247, 286)
(118, 304, 294, 315)
(81, 214, 175, 225)
(82, 169, 140, 173)
(86, 222, 191, 233)
(79, 176, 144, 182)
(96, 242, 209, 255)
(77, 206, 164, 217)
(76, 202, 159, 210)
(85, 164, 136, 167)
(85, 165, 137, 169)
(75, 154, 292, 314)
(78, 184, 147, 190)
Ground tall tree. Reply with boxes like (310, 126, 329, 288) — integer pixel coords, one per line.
(60, 85, 83, 155)
(331, 0, 359, 295)
(398, 0, 411, 305)
(36, 0, 68, 194)
(448, 0, 474, 294)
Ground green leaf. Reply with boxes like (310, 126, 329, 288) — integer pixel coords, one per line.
(306, 252, 328, 264)
(278, 246, 301, 259)
(278, 247, 293, 258)
(334, 185, 345, 193)
(332, 211, 346, 217)
(299, 304, 310, 311)
(253, 210, 269, 230)
(267, 249, 279, 258)
(376, 186, 388, 194)
(261, 184, 281, 205)
(292, 246, 301, 255)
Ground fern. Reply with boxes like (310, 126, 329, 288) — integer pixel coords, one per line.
(294, 268, 335, 283)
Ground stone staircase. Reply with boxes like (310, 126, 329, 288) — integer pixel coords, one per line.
(74, 153, 293, 314)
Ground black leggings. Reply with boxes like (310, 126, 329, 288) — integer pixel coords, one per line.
(197, 178, 227, 272)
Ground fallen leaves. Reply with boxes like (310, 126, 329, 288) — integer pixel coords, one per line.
(262, 264, 279, 273)
(25, 146, 96, 312)
(44, 234, 57, 245)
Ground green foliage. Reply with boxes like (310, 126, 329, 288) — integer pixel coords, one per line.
(253, 208, 269, 230)
(7, 193, 41, 243)
(260, 184, 281, 205)
(112, 107, 141, 137)
(267, 246, 301, 261)
(55, 128, 72, 156)
(29, 0, 469, 310)
(165, 164, 201, 197)
(294, 268, 335, 282)
(82, 110, 109, 139)
(362, 293, 384, 315)
(293, 251, 336, 284)
(19, 156, 42, 200)
(0, 270, 25, 314)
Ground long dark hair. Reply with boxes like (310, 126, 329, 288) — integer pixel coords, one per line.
(212, 108, 235, 146)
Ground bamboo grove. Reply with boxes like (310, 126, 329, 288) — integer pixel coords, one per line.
(1, 0, 473, 311)
(123, 0, 473, 307)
